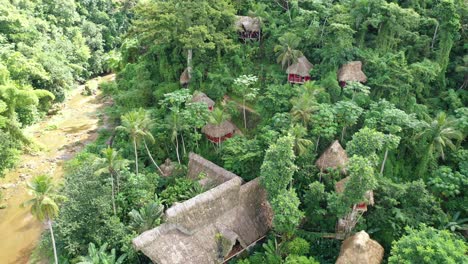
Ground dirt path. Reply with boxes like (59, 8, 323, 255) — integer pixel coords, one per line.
(0, 74, 114, 264)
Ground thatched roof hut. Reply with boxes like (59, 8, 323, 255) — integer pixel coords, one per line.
(133, 154, 272, 264)
(235, 16, 261, 33)
(338, 61, 367, 86)
(287, 56, 313, 78)
(191, 92, 215, 110)
(202, 121, 236, 143)
(315, 140, 348, 174)
(180, 67, 191, 87)
(335, 177, 375, 209)
(336, 231, 384, 264)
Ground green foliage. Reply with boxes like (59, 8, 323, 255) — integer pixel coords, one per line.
(260, 135, 297, 199)
(388, 225, 467, 264)
(128, 195, 164, 234)
(221, 136, 263, 180)
(428, 166, 467, 198)
(347, 127, 386, 166)
(366, 178, 445, 250)
(159, 178, 204, 207)
(284, 255, 319, 264)
(283, 237, 310, 256)
(77, 242, 127, 264)
(270, 188, 304, 236)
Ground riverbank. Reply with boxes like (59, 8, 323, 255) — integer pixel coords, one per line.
(0, 74, 114, 264)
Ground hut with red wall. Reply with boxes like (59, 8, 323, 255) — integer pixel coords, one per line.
(191, 92, 215, 111)
(235, 16, 261, 41)
(202, 121, 236, 143)
(286, 56, 313, 84)
(338, 61, 367, 87)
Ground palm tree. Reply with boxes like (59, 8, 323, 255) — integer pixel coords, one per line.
(290, 83, 324, 128)
(116, 109, 164, 176)
(22, 175, 64, 264)
(167, 110, 183, 164)
(274, 32, 303, 69)
(94, 147, 130, 215)
(416, 112, 464, 160)
(128, 196, 164, 234)
(77, 242, 127, 264)
(208, 107, 230, 148)
(289, 124, 312, 156)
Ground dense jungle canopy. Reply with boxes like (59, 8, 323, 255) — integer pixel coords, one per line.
(0, 0, 466, 263)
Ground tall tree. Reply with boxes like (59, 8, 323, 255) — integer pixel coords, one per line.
(260, 135, 297, 199)
(275, 33, 303, 69)
(117, 109, 163, 176)
(416, 112, 463, 161)
(132, 0, 236, 78)
(94, 147, 130, 215)
(334, 101, 363, 141)
(22, 175, 64, 264)
(233, 74, 259, 129)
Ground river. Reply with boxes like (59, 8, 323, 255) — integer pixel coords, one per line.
(0, 74, 114, 263)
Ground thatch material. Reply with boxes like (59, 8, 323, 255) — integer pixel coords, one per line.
(202, 120, 236, 138)
(286, 56, 313, 77)
(336, 231, 384, 264)
(235, 16, 261, 32)
(335, 177, 375, 206)
(315, 140, 349, 174)
(160, 158, 177, 177)
(133, 154, 272, 264)
(187, 153, 238, 187)
(180, 67, 191, 86)
(191, 92, 215, 108)
(338, 61, 367, 83)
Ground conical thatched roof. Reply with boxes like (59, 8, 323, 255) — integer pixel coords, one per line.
(235, 16, 261, 32)
(338, 61, 367, 83)
(180, 67, 191, 86)
(315, 140, 348, 174)
(202, 120, 236, 138)
(336, 231, 384, 264)
(191, 92, 215, 107)
(335, 177, 375, 206)
(286, 56, 313, 77)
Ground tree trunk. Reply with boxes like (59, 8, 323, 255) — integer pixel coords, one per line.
(181, 131, 187, 156)
(133, 137, 139, 177)
(48, 220, 58, 264)
(144, 139, 164, 175)
(341, 126, 347, 142)
(187, 49, 193, 78)
(380, 148, 389, 175)
(194, 128, 199, 149)
(243, 98, 247, 129)
(430, 23, 439, 50)
(175, 135, 181, 164)
(110, 174, 116, 215)
(316, 135, 320, 152)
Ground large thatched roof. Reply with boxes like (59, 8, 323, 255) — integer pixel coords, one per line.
(286, 56, 313, 77)
(338, 61, 367, 83)
(315, 140, 348, 174)
(235, 16, 261, 32)
(180, 67, 191, 86)
(133, 154, 272, 264)
(191, 92, 215, 107)
(202, 120, 236, 138)
(336, 231, 384, 264)
(335, 177, 375, 206)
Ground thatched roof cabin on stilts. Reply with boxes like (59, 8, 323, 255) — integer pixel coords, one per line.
(338, 61, 367, 87)
(191, 92, 215, 111)
(180, 67, 191, 87)
(315, 140, 348, 174)
(286, 56, 313, 84)
(235, 16, 261, 41)
(202, 120, 236, 143)
(335, 177, 375, 212)
(336, 231, 384, 264)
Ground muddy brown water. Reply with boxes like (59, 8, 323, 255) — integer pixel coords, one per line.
(0, 74, 114, 264)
